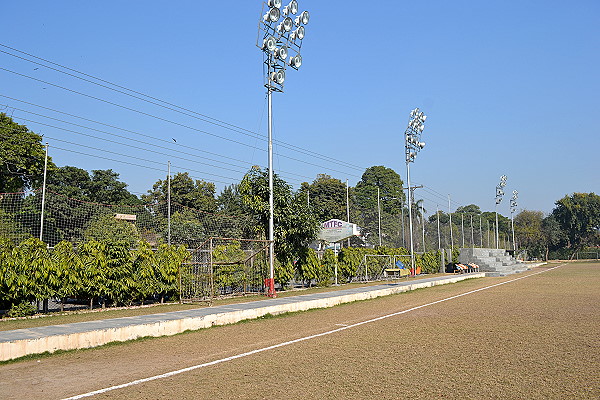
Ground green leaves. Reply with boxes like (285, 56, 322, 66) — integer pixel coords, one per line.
(0, 113, 55, 193)
(239, 167, 319, 264)
(552, 192, 600, 250)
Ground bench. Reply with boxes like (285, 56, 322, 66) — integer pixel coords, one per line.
(384, 268, 410, 278)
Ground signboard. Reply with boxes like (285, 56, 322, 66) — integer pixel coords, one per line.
(114, 213, 137, 221)
(317, 219, 360, 243)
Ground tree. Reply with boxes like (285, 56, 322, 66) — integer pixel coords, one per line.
(216, 184, 244, 215)
(353, 166, 405, 247)
(514, 210, 544, 258)
(541, 215, 567, 261)
(239, 166, 319, 265)
(84, 214, 141, 247)
(354, 166, 405, 214)
(301, 174, 348, 223)
(552, 193, 600, 253)
(144, 172, 216, 212)
(455, 204, 482, 215)
(0, 113, 56, 193)
(87, 169, 140, 205)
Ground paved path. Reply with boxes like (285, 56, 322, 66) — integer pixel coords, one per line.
(0, 273, 484, 361)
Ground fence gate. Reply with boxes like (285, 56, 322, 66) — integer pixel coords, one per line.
(180, 237, 271, 304)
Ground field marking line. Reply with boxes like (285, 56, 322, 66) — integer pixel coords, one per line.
(62, 264, 564, 400)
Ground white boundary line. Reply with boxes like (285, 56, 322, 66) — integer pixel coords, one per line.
(62, 265, 564, 400)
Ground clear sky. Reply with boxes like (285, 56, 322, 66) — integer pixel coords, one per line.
(1, 0, 598, 216)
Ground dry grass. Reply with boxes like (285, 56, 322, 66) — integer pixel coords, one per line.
(1, 263, 598, 399)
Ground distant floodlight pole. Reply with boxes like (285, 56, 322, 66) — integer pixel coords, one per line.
(405, 108, 427, 276)
(510, 190, 518, 251)
(258, 0, 309, 297)
(495, 175, 507, 249)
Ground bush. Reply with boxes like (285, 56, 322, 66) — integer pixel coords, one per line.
(6, 301, 37, 318)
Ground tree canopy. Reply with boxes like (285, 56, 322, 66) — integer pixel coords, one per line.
(144, 172, 216, 212)
(0, 113, 56, 193)
(239, 166, 319, 263)
(301, 174, 348, 223)
(552, 192, 600, 250)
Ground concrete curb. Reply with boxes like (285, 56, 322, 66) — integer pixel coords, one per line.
(0, 273, 484, 361)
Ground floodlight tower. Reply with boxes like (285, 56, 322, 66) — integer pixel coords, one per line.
(494, 175, 507, 249)
(510, 190, 518, 251)
(258, 0, 309, 297)
(404, 108, 427, 275)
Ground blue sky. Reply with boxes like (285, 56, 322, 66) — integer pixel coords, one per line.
(1, 0, 598, 216)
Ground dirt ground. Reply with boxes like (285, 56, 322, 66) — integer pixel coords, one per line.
(1, 263, 598, 399)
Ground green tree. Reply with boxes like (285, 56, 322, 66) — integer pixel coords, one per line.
(301, 174, 348, 223)
(216, 184, 244, 215)
(87, 169, 141, 205)
(144, 172, 216, 212)
(154, 243, 189, 302)
(552, 193, 600, 254)
(52, 241, 84, 311)
(455, 204, 482, 215)
(78, 240, 108, 309)
(84, 214, 141, 247)
(0, 113, 56, 193)
(514, 210, 545, 259)
(239, 166, 319, 265)
(131, 241, 157, 304)
(354, 166, 405, 214)
(353, 166, 405, 247)
(541, 215, 567, 260)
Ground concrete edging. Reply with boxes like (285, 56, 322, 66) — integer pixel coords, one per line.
(0, 273, 484, 361)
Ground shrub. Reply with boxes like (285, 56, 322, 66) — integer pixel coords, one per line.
(7, 301, 37, 318)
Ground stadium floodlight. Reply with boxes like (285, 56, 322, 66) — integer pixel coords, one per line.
(291, 26, 305, 41)
(289, 54, 302, 68)
(264, 7, 281, 23)
(257, 1, 310, 297)
(278, 17, 294, 32)
(283, 0, 298, 15)
(275, 45, 288, 60)
(494, 175, 507, 249)
(404, 107, 428, 276)
(295, 11, 310, 25)
(262, 36, 277, 52)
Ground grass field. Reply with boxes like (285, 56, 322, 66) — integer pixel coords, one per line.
(1, 263, 598, 399)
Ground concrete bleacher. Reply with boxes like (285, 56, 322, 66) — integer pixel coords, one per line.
(459, 248, 530, 277)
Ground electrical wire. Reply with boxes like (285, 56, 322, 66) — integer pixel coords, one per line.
(0, 94, 363, 179)
(0, 44, 365, 171)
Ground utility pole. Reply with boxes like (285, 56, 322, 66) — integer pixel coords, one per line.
(167, 161, 171, 245)
(39, 143, 49, 242)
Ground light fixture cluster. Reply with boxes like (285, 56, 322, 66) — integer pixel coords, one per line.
(405, 108, 427, 163)
(510, 190, 518, 213)
(258, 0, 309, 91)
(495, 175, 507, 204)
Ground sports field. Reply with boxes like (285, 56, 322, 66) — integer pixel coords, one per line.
(1, 263, 599, 399)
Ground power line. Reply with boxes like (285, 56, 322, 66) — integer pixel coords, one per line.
(0, 93, 363, 179)
(7, 109, 320, 183)
(0, 43, 364, 171)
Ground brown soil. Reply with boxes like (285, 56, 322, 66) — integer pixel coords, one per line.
(1, 263, 598, 399)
